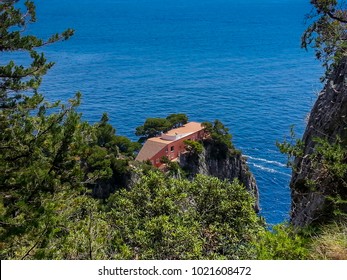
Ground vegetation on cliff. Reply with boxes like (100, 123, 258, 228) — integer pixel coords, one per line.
(278, 1, 347, 225)
(0, 0, 263, 260)
(1, 0, 346, 260)
(273, 0, 347, 259)
(106, 172, 262, 260)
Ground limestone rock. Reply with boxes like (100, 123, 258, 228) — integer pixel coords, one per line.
(179, 139, 260, 212)
(290, 59, 347, 226)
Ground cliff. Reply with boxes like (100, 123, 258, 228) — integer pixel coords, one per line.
(91, 137, 260, 213)
(179, 139, 260, 212)
(290, 58, 347, 226)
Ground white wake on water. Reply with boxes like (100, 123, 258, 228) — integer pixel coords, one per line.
(244, 155, 287, 167)
(249, 163, 291, 177)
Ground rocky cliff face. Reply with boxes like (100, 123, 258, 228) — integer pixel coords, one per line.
(179, 139, 260, 212)
(290, 59, 347, 226)
(92, 139, 259, 212)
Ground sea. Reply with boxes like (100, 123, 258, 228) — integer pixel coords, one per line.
(27, 0, 322, 225)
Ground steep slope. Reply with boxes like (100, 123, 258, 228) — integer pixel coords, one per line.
(291, 59, 347, 226)
(179, 139, 260, 212)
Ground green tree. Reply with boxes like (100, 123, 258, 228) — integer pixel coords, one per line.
(0, 91, 109, 259)
(95, 113, 116, 148)
(255, 224, 309, 260)
(135, 117, 171, 140)
(114, 136, 142, 156)
(0, 1, 112, 259)
(184, 139, 203, 155)
(0, 0, 73, 109)
(94, 113, 140, 157)
(166, 113, 188, 128)
(106, 171, 262, 259)
(302, 0, 347, 73)
(202, 120, 236, 159)
(202, 120, 233, 149)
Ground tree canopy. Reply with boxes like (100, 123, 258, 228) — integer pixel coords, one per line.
(302, 0, 347, 73)
(135, 117, 172, 139)
(3, 0, 343, 261)
(0, 1, 130, 259)
(135, 113, 189, 141)
(201, 120, 236, 159)
(106, 171, 263, 259)
(0, 0, 73, 109)
(166, 113, 188, 128)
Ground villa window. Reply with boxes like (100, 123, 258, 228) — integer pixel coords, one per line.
(171, 146, 174, 152)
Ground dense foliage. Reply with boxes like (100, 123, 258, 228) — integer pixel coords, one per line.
(1, 0, 346, 260)
(254, 224, 309, 260)
(183, 139, 204, 155)
(106, 172, 263, 260)
(0, 1, 265, 260)
(0, 0, 136, 259)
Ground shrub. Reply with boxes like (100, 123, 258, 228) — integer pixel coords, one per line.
(255, 224, 309, 260)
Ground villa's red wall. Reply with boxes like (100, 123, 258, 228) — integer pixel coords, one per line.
(150, 130, 205, 167)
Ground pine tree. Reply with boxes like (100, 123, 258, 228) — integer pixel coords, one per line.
(0, 1, 108, 259)
(302, 0, 347, 73)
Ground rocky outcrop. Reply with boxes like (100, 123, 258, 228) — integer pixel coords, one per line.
(91, 139, 259, 212)
(91, 164, 140, 199)
(179, 139, 260, 212)
(290, 59, 347, 226)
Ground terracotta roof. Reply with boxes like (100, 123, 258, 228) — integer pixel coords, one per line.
(135, 139, 166, 161)
(165, 122, 203, 136)
(155, 122, 203, 142)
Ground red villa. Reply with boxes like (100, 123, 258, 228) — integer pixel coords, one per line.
(135, 122, 205, 167)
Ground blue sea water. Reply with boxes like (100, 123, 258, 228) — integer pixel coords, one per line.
(28, 0, 322, 224)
